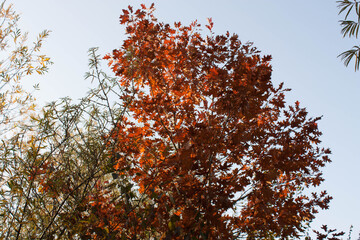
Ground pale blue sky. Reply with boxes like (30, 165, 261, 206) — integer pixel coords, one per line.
(13, 0, 360, 235)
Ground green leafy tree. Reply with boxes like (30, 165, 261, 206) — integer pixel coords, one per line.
(0, 48, 133, 239)
(337, 0, 360, 71)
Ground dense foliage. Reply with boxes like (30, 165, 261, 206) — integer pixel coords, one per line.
(100, 4, 331, 239)
(0, 2, 344, 239)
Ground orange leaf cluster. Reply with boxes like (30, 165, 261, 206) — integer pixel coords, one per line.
(101, 4, 332, 239)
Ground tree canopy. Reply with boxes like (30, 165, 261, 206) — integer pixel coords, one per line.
(0, 2, 343, 240)
(100, 4, 331, 239)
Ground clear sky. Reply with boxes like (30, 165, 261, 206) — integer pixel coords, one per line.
(13, 0, 360, 235)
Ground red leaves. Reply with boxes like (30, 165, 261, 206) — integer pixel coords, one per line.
(313, 225, 345, 240)
(205, 17, 214, 31)
(101, 4, 332, 239)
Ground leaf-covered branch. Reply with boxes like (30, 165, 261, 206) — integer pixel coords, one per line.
(337, 0, 360, 71)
